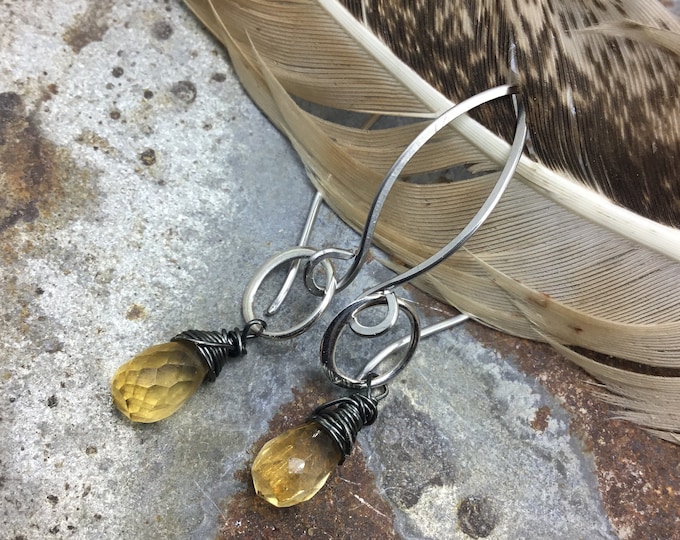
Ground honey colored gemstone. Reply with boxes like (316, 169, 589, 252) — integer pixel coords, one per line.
(110, 341, 208, 423)
(251, 422, 343, 507)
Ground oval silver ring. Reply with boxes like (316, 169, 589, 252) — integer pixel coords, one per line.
(320, 292, 420, 389)
(242, 247, 336, 340)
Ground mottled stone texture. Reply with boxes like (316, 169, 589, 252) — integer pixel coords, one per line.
(1, 1, 677, 539)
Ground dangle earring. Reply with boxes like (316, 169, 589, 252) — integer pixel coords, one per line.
(110, 191, 340, 423)
(111, 83, 525, 427)
(250, 84, 528, 507)
(251, 290, 421, 508)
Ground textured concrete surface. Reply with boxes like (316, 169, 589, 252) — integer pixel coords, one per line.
(1, 1, 677, 539)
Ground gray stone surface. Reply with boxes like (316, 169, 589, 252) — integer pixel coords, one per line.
(0, 1, 619, 539)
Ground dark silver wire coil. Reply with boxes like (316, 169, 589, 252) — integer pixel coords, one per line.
(171, 319, 265, 381)
(309, 392, 379, 463)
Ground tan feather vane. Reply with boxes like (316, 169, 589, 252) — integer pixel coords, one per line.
(183, 0, 680, 442)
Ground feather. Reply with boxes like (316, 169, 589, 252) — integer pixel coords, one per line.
(579, 19, 680, 57)
(183, 0, 680, 439)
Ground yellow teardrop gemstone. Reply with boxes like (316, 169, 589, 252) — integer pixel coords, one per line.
(251, 422, 343, 507)
(110, 341, 208, 423)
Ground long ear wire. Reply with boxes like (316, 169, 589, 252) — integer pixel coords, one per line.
(184, 0, 680, 441)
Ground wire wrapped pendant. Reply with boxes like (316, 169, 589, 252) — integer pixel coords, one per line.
(110, 244, 341, 424)
(251, 390, 381, 507)
(110, 322, 264, 423)
(251, 290, 412, 507)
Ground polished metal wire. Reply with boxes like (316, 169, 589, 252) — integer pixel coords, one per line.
(241, 84, 526, 390)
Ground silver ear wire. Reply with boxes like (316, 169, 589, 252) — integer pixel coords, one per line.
(305, 83, 527, 297)
(319, 84, 526, 388)
(358, 313, 471, 381)
(242, 84, 526, 356)
(366, 91, 526, 295)
(264, 191, 324, 316)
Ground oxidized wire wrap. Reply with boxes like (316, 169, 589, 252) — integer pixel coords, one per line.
(171, 319, 266, 381)
(309, 392, 380, 463)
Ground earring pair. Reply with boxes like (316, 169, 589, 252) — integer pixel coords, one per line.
(110, 83, 527, 506)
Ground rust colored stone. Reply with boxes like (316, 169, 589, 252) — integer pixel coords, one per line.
(125, 304, 147, 321)
(530, 405, 551, 433)
(0, 93, 95, 266)
(219, 382, 398, 540)
(62, 2, 113, 53)
(466, 322, 680, 539)
(0, 93, 54, 234)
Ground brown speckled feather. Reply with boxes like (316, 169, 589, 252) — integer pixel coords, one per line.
(184, 0, 680, 441)
(342, 0, 680, 225)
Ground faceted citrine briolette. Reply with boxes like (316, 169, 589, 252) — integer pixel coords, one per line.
(251, 422, 343, 507)
(110, 341, 208, 423)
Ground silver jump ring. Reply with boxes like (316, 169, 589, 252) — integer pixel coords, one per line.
(320, 291, 420, 389)
(242, 247, 336, 340)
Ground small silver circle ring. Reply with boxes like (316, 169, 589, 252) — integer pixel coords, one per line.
(320, 292, 420, 389)
(242, 247, 336, 340)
